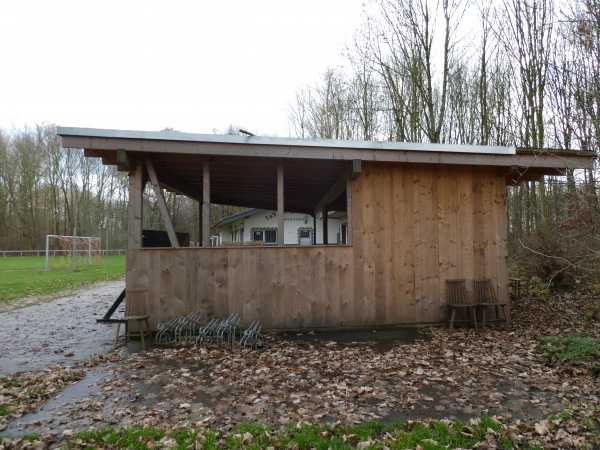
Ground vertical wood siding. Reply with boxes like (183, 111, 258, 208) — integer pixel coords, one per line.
(348, 162, 508, 324)
(127, 162, 509, 329)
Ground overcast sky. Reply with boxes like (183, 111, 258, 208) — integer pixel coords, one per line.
(0, 0, 365, 137)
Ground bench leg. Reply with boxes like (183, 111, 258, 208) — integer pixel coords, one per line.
(480, 307, 486, 330)
(469, 306, 478, 330)
(140, 319, 151, 351)
(113, 322, 121, 349)
(500, 305, 510, 330)
(449, 308, 457, 330)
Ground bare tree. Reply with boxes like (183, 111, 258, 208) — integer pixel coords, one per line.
(355, 0, 468, 143)
(287, 87, 312, 139)
(494, 0, 556, 232)
(0, 130, 11, 249)
(347, 61, 384, 141)
(567, 0, 600, 208)
(287, 68, 354, 140)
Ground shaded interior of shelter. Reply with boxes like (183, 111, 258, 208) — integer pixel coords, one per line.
(89, 151, 349, 216)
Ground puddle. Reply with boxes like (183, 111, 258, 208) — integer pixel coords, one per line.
(278, 327, 427, 353)
(380, 377, 561, 424)
(1, 369, 112, 438)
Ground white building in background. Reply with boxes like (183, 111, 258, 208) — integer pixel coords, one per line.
(214, 209, 345, 246)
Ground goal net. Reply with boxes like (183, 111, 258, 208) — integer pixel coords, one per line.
(45, 235, 102, 271)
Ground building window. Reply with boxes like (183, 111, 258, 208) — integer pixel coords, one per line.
(251, 228, 277, 244)
(265, 229, 277, 244)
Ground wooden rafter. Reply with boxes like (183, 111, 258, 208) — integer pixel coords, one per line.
(144, 154, 180, 248)
(314, 167, 349, 215)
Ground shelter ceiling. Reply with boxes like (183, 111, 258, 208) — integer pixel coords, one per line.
(87, 149, 348, 214)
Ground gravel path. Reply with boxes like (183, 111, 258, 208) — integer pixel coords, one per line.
(0, 281, 124, 375)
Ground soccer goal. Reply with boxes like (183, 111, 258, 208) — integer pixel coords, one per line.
(45, 235, 102, 271)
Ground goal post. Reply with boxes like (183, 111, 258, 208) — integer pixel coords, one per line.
(45, 235, 102, 271)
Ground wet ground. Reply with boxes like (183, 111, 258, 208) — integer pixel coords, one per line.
(0, 281, 123, 375)
(277, 327, 428, 352)
(1, 284, 597, 442)
(2, 335, 565, 440)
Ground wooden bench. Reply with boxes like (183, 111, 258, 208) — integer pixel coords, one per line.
(446, 279, 478, 330)
(474, 279, 510, 330)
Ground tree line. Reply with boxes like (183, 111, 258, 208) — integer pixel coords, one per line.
(0, 124, 129, 251)
(1, 0, 598, 287)
(0, 124, 245, 252)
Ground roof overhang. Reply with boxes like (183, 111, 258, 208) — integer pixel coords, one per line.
(57, 127, 596, 212)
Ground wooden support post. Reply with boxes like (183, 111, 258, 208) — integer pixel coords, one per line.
(127, 156, 144, 249)
(323, 204, 328, 245)
(198, 201, 202, 247)
(277, 164, 284, 246)
(144, 155, 180, 248)
(346, 175, 353, 245)
(313, 215, 317, 245)
(202, 162, 211, 247)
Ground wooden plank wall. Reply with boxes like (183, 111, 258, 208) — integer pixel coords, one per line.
(126, 161, 509, 329)
(127, 246, 355, 329)
(350, 162, 509, 324)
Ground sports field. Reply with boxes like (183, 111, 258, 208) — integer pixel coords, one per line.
(0, 255, 125, 302)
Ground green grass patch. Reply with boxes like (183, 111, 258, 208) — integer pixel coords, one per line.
(0, 256, 47, 271)
(71, 426, 165, 449)
(540, 332, 600, 375)
(9, 377, 25, 387)
(0, 255, 125, 302)
(1, 374, 64, 418)
(22, 433, 40, 442)
(0, 401, 15, 416)
(60, 416, 511, 449)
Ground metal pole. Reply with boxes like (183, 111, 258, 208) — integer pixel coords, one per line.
(72, 192, 77, 270)
(105, 217, 109, 265)
(45, 234, 50, 271)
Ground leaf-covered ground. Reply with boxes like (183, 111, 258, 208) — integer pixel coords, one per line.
(1, 292, 598, 449)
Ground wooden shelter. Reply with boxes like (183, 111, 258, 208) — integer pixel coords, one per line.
(58, 127, 594, 330)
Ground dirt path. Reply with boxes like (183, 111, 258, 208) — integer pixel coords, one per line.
(0, 281, 124, 375)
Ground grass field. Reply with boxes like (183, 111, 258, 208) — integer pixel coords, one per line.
(0, 255, 125, 302)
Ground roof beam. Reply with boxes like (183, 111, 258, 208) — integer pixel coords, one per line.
(314, 168, 348, 215)
(61, 136, 593, 170)
(351, 160, 362, 180)
(117, 149, 132, 171)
